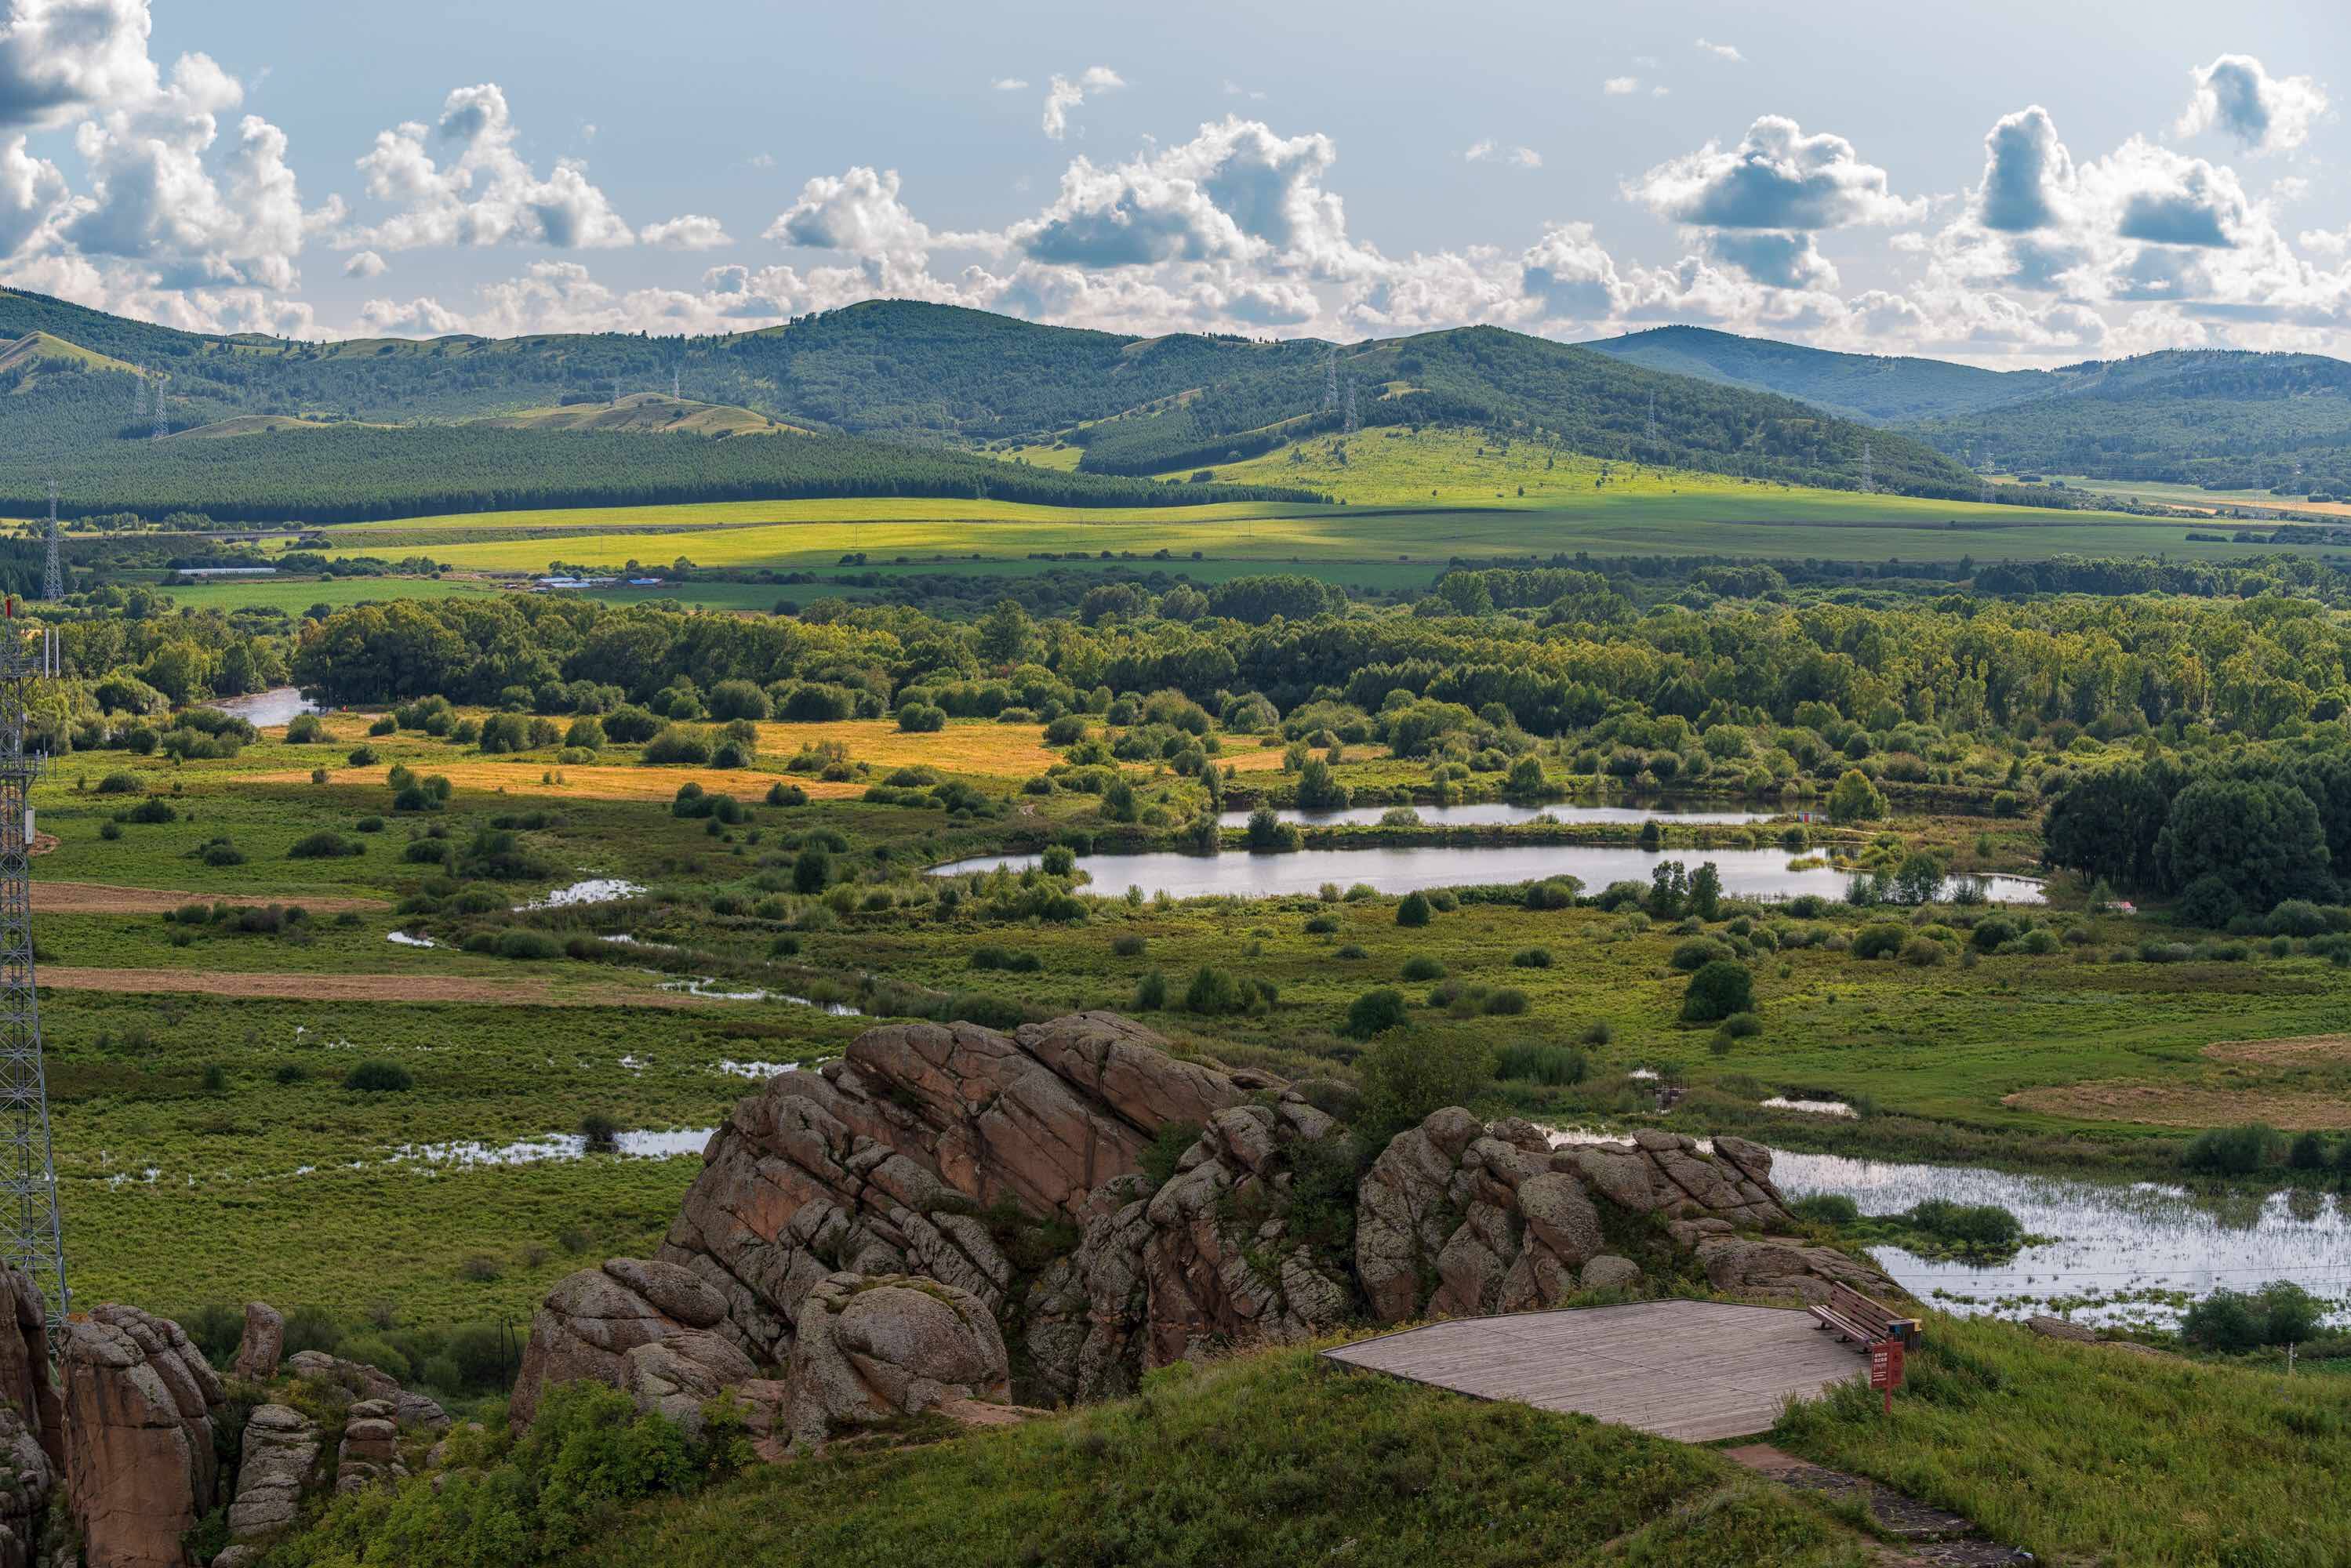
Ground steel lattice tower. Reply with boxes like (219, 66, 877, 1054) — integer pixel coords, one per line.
(0, 615, 66, 1330)
(41, 483, 60, 603)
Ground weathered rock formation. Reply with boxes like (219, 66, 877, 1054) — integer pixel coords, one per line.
(231, 1303, 284, 1384)
(1356, 1117, 1878, 1323)
(282, 1349, 400, 1405)
(212, 1404, 321, 1568)
(1026, 1097, 1355, 1403)
(61, 1305, 223, 1568)
(783, 1272, 1010, 1450)
(509, 1257, 751, 1430)
(0, 1265, 56, 1568)
(334, 1399, 405, 1495)
(658, 1012, 1259, 1363)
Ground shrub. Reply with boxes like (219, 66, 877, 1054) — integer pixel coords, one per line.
(641, 728, 712, 765)
(1495, 1043, 1585, 1086)
(1358, 1032, 1495, 1140)
(765, 782, 808, 808)
(1139, 1121, 1204, 1188)
(125, 797, 176, 824)
(1851, 923, 1907, 960)
(1681, 960, 1753, 1023)
(495, 929, 561, 960)
(1899, 936, 1946, 967)
(1396, 891, 1432, 927)
(95, 771, 140, 794)
(896, 702, 947, 733)
(285, 714, 326, 744)
(1719, 1011, 1761, 1038)
(1182, 966, 1247, 1014)
(287, 831, 362, 859)
(1790, 1193, 1859, 1226)
(1133, 970, 1168, 1010)
(1481, 987, 1529, 1016)
(2182, 1281, 2326, 1352)
(343, 1059, 414, 1092)
(1110, 933, 1147, 957)
(2182, 1123, 2280, 1176)
(1399, 955, 1445, 982)
(1670, 937, 1730, 972)
(1341, 987, 1410, 1040)
(1510, 947, 1553, 968)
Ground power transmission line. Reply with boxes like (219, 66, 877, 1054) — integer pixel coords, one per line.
(0, 609, 67, 1334)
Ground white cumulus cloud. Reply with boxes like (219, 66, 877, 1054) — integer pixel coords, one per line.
(344, 82, 634, 250)
(641, 213, 732, 250)
(1041, 65, 1123, 140)
(2177, 53, 2328, 154)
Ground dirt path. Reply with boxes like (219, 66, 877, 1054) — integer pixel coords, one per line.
(33, 882, 390, 916)
(38, 967, 723, 1007)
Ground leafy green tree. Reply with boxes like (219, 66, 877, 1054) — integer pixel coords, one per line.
(1826, 768, 1888, 824)
(1681, 960, 1753, 1023)
(2157, 778, 2332, 907)
(1342, 988, 1410, 1040)
(975, 598, 1035, 664)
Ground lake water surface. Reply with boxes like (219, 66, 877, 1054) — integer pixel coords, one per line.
(930, 844, 2043, 904)
(212, 687, 321, 727)
(1771, 1151, 2350, 1325)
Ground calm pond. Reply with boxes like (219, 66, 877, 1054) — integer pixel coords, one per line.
(1771, 1151, 2350, 1326)
(930, 844, 2044, 904)
(1216, 800, 1777, 829)
(213, 687, 321, 728)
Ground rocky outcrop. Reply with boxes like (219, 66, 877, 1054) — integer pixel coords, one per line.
(1356, 1117, 1825, 1325)
(510, 1258, 751, 1431)
(658, 1012, 1263, 1363)
(211, 1404, 321, 1568)
(782, 1273, 1009, 1450)
(1672, 1220, 1900, 1305)
(231, 1303, 284, 1384)
(62, 1305, 223, 1568)
(0, 1265, 56, 1568)
(1026, 1097, 1354, 1403)
(282, 1349, 400, 1405)
(335, 1399, 405, 1495)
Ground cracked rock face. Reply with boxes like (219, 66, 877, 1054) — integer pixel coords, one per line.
(0, 1264, 56, 1568)
(231, 1303, 284, 1385)
(1026, 1096, 1355, 1404)
(63, 1305, 223, 1568)
(212, 1403, 322, 1567)
(1356, 1114, 1804, 1325)
(658, 1013, 1262, 1365)
(334, 1399, 404, 1496)
(782, 1272, 1010, 1449)
(510, 1258, 740, 1430)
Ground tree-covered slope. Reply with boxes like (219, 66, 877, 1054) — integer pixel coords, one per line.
(1581, 325, 2052, 424)
(1, 289, 1975, 510)
(1077, 325, 1985, 499)
(1910, 350, 2351, 496)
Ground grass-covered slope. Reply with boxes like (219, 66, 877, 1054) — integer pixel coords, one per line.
(1582, 325, 2051, 424)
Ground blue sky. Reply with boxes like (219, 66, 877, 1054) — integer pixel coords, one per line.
(2, 0, 2346, 365)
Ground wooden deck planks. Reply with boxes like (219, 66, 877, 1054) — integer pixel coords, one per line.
(1321, 1300, 1867, 1443)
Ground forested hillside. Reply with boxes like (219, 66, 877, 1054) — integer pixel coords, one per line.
(1583, 325, 2053, 423)
(1910, 350, 2351, 497)
(1077, 325, 1983, 498)
(2, 290, 1975, 514)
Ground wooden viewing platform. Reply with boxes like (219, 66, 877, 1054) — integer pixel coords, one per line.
(1321, 1300, 1867, 1443)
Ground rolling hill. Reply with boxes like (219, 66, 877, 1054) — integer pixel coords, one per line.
(1581, 325, 2056, 423)
(1585, 325, 2351, 499)
(0, 290, 1979, 521)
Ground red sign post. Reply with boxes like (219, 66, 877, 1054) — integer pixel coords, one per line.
(1869, 1338, 1906, 1416)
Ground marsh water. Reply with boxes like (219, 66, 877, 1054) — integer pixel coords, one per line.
(213, 687, 321, 728)
(1215, 799, 1778, 829)
(1770, 1151, 2350, 1326)
(930, 844, 2044, 904)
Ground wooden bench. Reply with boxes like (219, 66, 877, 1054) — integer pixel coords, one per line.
(1809, 1283, 1920, 1352)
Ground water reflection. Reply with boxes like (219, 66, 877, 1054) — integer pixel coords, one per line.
(212, 687, 322, 728)
(929, 844, 2043, 904)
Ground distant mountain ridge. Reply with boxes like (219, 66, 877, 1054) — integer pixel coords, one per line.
(0, 290, 1980, 517)
(1584, 324, 2351, 497)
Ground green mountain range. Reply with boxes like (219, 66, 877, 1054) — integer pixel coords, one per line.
(1, 290, 1975, 522)
(1586, 325, 2351, 498)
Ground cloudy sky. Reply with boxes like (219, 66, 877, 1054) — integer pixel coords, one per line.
(2, 0, 2346, 365)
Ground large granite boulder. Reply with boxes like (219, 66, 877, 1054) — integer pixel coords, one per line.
(62, 1305, 223, 1568)
(1025, 1096, 1354, 1403)
(211, 1404, 321, 1568)
(658, 1012, 1265, 1363)
(231, 1303, 284, 1384)
(782, 1272, 1009, 1450)
(510, 1257, 748, 1430)
(1355, 1115, 1808, 1325)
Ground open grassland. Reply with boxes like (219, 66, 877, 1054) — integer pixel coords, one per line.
(294, 464, 2312, 581)
(140, 575, 507, 614)
(1779, 1311, 2351, 1566)
(583, 1345, 1880, 1568)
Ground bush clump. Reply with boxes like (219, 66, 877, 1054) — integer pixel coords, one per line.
(1680, 959, 1753, 1023)
(343, 1059, 414, 1092)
